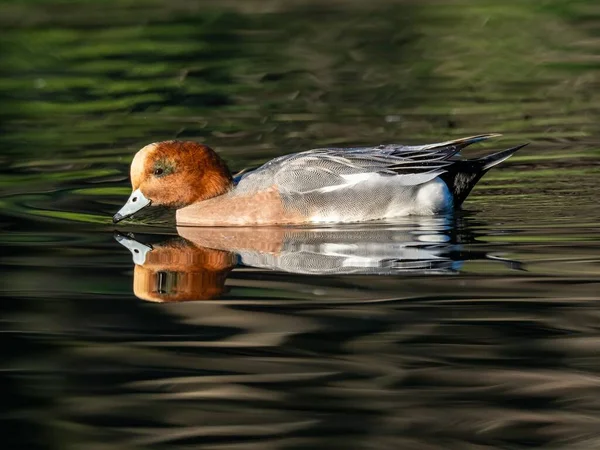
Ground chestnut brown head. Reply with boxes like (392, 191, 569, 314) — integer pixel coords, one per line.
(113, 141, 233, 223)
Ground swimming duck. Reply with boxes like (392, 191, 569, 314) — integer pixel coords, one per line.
(113, 134, 526, 226)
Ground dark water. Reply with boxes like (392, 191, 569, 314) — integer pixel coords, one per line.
(2, 1, 600, 449)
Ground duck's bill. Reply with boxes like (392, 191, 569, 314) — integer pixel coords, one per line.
(113, 188, 152, 223)
(114, 232, 153, 265)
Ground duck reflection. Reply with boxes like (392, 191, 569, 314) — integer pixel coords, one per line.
(116, 217, 521, 302)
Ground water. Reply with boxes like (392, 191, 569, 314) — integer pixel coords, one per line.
(2, 1, 600, 449)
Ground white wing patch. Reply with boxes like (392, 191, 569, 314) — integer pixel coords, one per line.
(340, 173, 378, 183)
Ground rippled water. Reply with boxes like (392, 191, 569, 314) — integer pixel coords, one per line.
(2, 1, 600, 449)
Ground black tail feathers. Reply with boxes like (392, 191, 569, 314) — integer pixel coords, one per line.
(440, 143, 528, 208)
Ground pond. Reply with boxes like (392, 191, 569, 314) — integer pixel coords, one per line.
(2, 1, 600, 449)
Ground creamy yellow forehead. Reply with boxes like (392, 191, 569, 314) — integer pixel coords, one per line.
(130, 143, 158, 188)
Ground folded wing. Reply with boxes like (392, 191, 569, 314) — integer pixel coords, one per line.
(235, 134, 500, 195)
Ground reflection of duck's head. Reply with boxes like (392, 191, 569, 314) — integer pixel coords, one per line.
(116, 234, 235, 302)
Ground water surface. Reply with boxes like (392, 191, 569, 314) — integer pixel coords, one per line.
(2, 1, 600, 449)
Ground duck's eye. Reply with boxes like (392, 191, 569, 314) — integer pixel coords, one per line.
(153, 159, 174, 177)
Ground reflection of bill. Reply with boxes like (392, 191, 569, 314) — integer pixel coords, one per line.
(116, 218, 523, 302)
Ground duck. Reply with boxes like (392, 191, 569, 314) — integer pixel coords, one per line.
(113, 134, 526, 226)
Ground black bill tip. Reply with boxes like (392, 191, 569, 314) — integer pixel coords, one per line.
(113, 213, 124, 224)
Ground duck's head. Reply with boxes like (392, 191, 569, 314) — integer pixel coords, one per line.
(113, 140, 232, 223)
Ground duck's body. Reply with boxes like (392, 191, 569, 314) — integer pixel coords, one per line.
(177, 171, 451, 226)
(114, 134, 526, 227)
